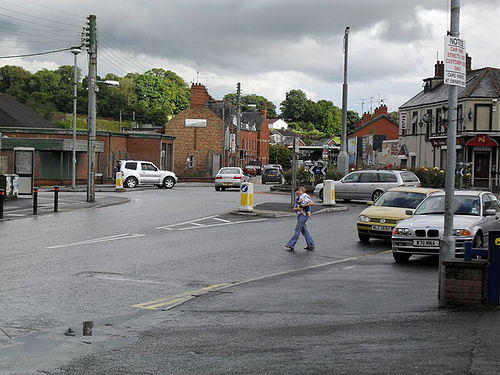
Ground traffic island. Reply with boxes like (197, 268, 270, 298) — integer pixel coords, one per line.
(230, 202, 347, 218)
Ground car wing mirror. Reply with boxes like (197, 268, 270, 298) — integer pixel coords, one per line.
(405, 209, 414, 216)
(485, 208, 496, 216)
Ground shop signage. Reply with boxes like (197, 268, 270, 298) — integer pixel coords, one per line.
(430, 137, 465, 147)
(466, 135, 499, 147)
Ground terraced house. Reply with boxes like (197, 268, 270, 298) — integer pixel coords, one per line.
(399, 57, 500, 190)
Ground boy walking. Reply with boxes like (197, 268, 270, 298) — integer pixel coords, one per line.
(284, 186, 315, 251)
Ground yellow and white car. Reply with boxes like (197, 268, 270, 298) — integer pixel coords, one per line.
(356, 187, 442, 243)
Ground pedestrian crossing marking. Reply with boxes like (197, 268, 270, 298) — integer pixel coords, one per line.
(156, 215, 266, 231)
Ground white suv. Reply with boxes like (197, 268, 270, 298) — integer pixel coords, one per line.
(119, 160, 177, 189)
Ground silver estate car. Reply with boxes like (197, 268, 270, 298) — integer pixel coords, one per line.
(314, 170, 420, 202)
(392, 190, 500, 263)
(214, 167, 249, 191)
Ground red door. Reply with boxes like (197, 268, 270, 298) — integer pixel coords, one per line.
(473, 151, 490, 188)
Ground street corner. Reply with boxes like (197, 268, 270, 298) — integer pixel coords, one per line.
(229, 202, 348, 218)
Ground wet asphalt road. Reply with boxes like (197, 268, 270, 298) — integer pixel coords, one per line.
(1, 183, 499, 374)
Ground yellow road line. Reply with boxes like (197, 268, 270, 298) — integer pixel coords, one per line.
(132, 283, 228, 310)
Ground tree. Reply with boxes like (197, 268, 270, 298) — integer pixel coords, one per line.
(307, 99, 342, 136)
(269, 144, 292, 169)
(280, 89, 311, 122)
(223, 93, 276, 118)
(346, 110, 360, 135)
(0, 65, 31, 96)
(387, 111, 400, 124)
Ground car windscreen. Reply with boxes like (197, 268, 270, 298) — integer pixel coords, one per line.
(219, 168, 240, 174)
(414, 195, 480, 216)
(374, 191, 427, 209)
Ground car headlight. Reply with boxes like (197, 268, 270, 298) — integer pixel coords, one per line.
(358, 215, 371, 222)
(453, 229, 472, 236)
(393, 227, 411, 236)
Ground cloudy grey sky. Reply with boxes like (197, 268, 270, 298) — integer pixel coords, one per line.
(0, 0, 498, 114)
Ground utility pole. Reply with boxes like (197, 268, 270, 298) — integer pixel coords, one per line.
(291, 135, 297, 207)
(337, 26, 350, 177)
(236, 82, 241, 168)
(439, 0, 461, 306)
(71, 47, 81, 189)
(86, 14, 97, 202)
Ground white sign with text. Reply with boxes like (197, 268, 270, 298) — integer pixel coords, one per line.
(444, 36, 466, 87)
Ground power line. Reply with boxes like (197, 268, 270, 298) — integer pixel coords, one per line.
(0, 46, 77, 59)
(0, 4, 82, 29)
(13, 0, 84, 19)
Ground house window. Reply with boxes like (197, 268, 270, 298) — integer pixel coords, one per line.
(474, 104, 492, 131)
(411, 112, 418, 135)
(457, 105, 463, 131)
(436, 108, 442, 134)
(425, 109, 432, 141)
(187, 155, 194, 168)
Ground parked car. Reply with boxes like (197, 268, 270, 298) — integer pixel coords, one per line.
(264, 164, 283, 173)
(243, 166, 257, 176)
(215, 167, 249, 191)
(246, 160, 262, 175)
(391, 190, 500, 263)
(357, 187, 442, 243)
(314, 170, 421, 202)
(120, 160, 177, 189)
(261, 167, 283, 184)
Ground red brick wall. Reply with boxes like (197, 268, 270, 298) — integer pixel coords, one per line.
(165, 106, 224, 178)
(352, 118, 399, 140)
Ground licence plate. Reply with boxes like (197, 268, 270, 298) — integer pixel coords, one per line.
(413, 239, 439, 247)
(223, 182, 232, 185)
(372, 225, 393, 232)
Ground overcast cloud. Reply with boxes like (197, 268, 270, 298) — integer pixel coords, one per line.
(0, 0, 498, 114)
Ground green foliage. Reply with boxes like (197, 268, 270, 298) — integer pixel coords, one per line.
(387, 111, 400, 124)
(0, 65, 190, 126)
(347, 110, 360, 135)
(223, 93, 277, 118)
(283, 167, 314, 186)
(280, 89, 311, 122)
(269, 144, 292, 169)
(414, 167, 446, 188)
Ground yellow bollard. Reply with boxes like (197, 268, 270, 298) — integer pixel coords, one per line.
(115, 171, 124, 191)
(239, 182, 254, 212)
(323, 179, 336, 206)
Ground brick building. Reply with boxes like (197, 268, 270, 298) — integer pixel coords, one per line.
(165, 84, 269, 179)
(0, 93, 174, 187)
(348, 104, 400, 167)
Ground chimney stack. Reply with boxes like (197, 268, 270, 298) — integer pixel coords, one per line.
(466, 54, 472, 72)
(434, 61, 444, 77)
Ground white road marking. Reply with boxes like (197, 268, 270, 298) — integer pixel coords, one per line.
(177, 218, 267, 231)
(155, 215, 218, 230)
(156, 215, 267, 231)
(46, 233, 145, 249)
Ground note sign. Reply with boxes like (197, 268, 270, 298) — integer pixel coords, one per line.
(185, 119, 207, 127)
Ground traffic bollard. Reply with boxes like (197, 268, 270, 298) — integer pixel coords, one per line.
(239, 182, 254, 212)
(33, 187, 39, 215)
(54, 185, 59, 212)
(0, 189, 4, 219)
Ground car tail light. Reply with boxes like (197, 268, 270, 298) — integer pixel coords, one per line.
(233, 176, 241, 179)
(215, 176, 223, 179)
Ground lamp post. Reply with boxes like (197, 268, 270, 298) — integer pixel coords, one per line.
(337, 26, 350, 176)
(70, 47, 81, 189)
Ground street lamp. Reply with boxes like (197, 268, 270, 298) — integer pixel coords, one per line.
(70, 47, 81, 189)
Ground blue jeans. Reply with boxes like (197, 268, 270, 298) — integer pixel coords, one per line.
(287, 214, 315, 248)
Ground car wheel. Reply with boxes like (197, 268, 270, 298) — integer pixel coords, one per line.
(473, 232, 484, 248)
(221, 187, 226, 191)
(215, 186, 221, 191)
(372, 190, 384, 202)
(393, 252, 411, 263)
(124, 177, 138, 188)
(319, 189, 323, 202)
(358, 233, 370, 243)
(262, 181, 266, 184)
(163, 177, 175, 189)
(156, 184, 163, 189)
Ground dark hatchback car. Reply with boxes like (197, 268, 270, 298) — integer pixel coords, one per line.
(262, 167, 282, 184)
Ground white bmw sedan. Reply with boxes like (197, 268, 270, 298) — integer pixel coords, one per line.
(391, 190, 500, 263)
